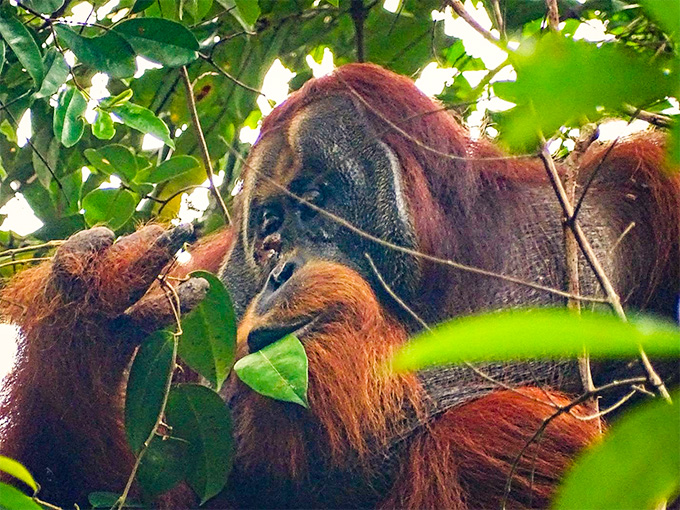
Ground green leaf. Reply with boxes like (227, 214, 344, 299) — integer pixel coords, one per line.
(391, 309, 680, 372)
(166, 384, 234, 505)
(142, 155, 201, 183)
(34, 48, 69, 100)
(21, 0, 65, 14)
(179, 271, 236, 391)
(137, 435, 188, 497)
(82, 188, 137, 230)
(184, 0, 214, 22)
(125, 331, 174, 454)
(132, 0, 156, 13)
(554, 391, 680, 510)
(84, 144, 138, 183)
(92, 110, 115, 140)
(0, 119, 17, 143)
(325, 0, 339, 6)
(217, 0, 259, 30)
(0, 456, 38, 494)
(235, 0, 260, 26)
(640, 0, 680, 41)
(0, 11, 44, 88)
(54, 24, 136, 79)
(499, 34, 678, 151)
(234, 334, 309, 407)
(99, 89, 134, 109)
(0, 483, 41, 510)
(111, 102, 175, 149)
(53, 86, 87, 147)
(33, 213, 86, 241)
(88, 492, 144, 508)
(114, 18, 199, 67)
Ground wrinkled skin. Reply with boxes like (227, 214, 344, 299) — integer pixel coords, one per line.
(223, 95, 419, 324)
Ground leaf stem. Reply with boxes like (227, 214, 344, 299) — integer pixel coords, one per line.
(115, 281, 183, 510)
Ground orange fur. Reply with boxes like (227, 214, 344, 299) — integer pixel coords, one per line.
(381, 389, 600, 509)
(2, 63, 677, 509)
(232, 261, 424, 478)
(0, 224, 231, 506)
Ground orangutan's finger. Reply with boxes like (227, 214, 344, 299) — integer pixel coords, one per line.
(99, 224, 195, 313)
(120, 277, 210, 341)
(51, 227, 115, 300)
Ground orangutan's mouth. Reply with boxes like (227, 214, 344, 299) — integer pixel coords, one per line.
(246, 316, 316, 353)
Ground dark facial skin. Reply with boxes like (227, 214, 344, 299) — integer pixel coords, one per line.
(221, 95, 419, 334)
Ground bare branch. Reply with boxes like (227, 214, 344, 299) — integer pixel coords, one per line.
(0, 241, 65, 258)
(116, 278, 183, 510)
(350, 0, 366, 63)
(538, 143, 671, 403)
(563, 125, 599, 422)
(180, 66, 231, 225)
(199, 55, 266, 96)
(446, 0, 505, 49)
(545, 0, 559, 32)
(623, 104, 672, 128)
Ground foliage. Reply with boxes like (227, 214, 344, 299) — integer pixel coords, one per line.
(554, 390, 680, 509)
(391, 308, 680, 371)
(0, 0, 678, 508)
(0, 0, 677, 248)
(122, 272, 307, 504)
(234, 334, 309, 408)
(178, 270, 237, 391)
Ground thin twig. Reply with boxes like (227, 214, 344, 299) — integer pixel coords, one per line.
(157, 186, 210, 215)
(0, 241, 64, 258)
(623, 104, 671, 128)
(32, 497, 61, 510)
(115, 279, 183, 510)
(563, 125, 600, 423)
(447, 0, 506, 50)
(571, 388, 638, 421)
(572, 136, 620, 221)
(199, 55, 265, 96)
(0, 257, 52, 269)
(491, 0, 505, 40)
(180, 66, 231, 225)
(350, 0, 366, 63)
(0, 98, 67, 202)
(545, 0, 559, 32)
(501, 376, 647, 509)
(538, 143, 671, 403)
(365, 253, 559, 407)
(608, 221, 636, 255)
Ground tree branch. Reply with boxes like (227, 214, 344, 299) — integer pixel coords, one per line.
(538, 143, 671, 403)
(350, 0, 366, 63)
(180, 66, 231, 225)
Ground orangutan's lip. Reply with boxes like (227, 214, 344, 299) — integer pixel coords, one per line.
(246, 316, 315, 353)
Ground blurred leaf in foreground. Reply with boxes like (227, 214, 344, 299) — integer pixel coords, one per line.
(553, 391, 680, 510)
(391, 308, 680, 372)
